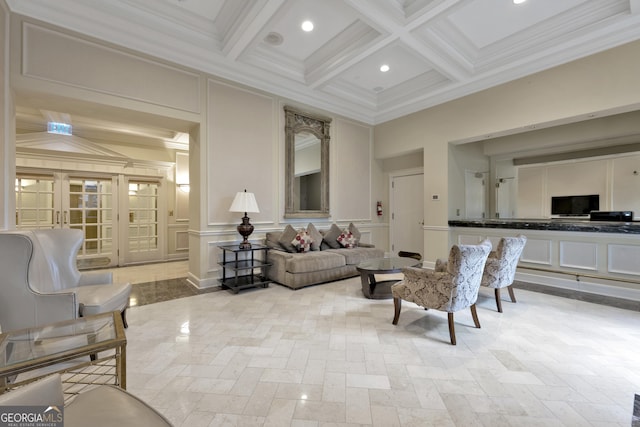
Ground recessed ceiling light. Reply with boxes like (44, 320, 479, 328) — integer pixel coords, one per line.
(264, 32, 283, 45)
(380, 64, 390, 72)
(301, 21, 314, 32)
(513, 0, 526, 4)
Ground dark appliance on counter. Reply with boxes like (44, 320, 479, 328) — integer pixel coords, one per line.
(551, 194, 599, 216)
(589, 211, 633, 221)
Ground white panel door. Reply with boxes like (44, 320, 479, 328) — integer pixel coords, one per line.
(465, 171, 487, 219)
(496, 177, 515, 218)
(390, 172, 424, 256)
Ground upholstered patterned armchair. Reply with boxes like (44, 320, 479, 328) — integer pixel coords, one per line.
(480, 235, 527, 312)
(391, 241, 491, 345)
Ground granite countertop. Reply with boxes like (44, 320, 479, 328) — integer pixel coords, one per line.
(448, 218, 640, 234)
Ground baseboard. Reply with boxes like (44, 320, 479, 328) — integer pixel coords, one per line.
(516, 270, 640, 302)
(186, 272, 219, 290)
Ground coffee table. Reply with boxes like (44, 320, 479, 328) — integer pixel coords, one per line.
(0, 311, 126, 398)
(357, 257, 422, 299)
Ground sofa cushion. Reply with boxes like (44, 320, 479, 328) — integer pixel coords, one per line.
(265, 231, 284, 250)
(325, 247, 384, 265)
(292, 230, 312, 253)
(278, 225, 298, 253)
(323, 223, 342, 249)
(75, 282, 132, 316)
(286, 251, 346, 274)
(307, 223, 323, 251)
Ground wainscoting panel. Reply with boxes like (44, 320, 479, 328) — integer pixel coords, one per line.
(333, 119, 372, 221)
(175, 230, 189, 252)
(608, 244, 640, 276)
(520, 238, 552, 265)
(559, 241, 598, 271)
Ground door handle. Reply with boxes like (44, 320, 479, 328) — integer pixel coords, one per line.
(56, 211, 60, 225)
(64, 211, 69, 224)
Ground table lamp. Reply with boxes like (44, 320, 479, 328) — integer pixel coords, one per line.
(229, 189, 260, 249)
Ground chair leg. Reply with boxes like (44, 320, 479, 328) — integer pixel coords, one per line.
(392, 298, 402, 325)
(494, 289, 503, 313)
(121, 308, 128, 329)
(470, 304, 481, 329)
(447, 313, 456, 345)
(507, 285, 517, 303)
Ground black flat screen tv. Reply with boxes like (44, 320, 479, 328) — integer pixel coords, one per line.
(551, 195, 599, 216)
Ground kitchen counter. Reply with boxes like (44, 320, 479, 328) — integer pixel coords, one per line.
(448, 219, 640, 234)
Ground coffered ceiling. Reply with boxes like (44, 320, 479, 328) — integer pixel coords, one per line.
(7, 0, 640, 134)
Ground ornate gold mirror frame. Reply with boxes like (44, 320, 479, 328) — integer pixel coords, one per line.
(284, 106, 331, 218)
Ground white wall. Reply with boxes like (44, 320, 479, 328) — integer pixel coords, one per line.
(517, 152, 640, 218)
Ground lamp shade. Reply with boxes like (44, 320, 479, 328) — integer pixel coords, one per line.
(229, 190, 260, 213)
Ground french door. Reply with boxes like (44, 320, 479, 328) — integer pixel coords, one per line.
(15, 172, 118, 268)
(16, 172, 165, 267)
(121, 178, 162, 265)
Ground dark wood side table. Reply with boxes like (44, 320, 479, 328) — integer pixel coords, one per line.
(218, 244, 271, 293)
(356, 257, 422, 299)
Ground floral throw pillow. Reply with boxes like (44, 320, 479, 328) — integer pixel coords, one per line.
(337, 229, 357, 248)
(348, 222, 361, 246)
(291, 230, 313, 253)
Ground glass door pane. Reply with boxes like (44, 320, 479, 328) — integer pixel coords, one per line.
(15, 176, 57, 229)
(125, 180, 161, 264)
(68, 178, 115, 260)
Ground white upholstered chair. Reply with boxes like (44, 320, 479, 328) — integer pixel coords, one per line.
(0, 374, 173, 426)
(391, 241, 491, 345)
(0, 233, 74, 333)
(29, 229, 131, 324)
(480, 235, 527, 312)
(0, 230, 131, 332)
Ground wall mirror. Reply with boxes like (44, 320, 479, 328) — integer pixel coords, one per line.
(284, 106, 331, 218)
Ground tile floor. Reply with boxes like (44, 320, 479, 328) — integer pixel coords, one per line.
(114, 262, 640, 426)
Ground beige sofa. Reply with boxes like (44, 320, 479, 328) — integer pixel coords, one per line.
(265, 225, 384, 290)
